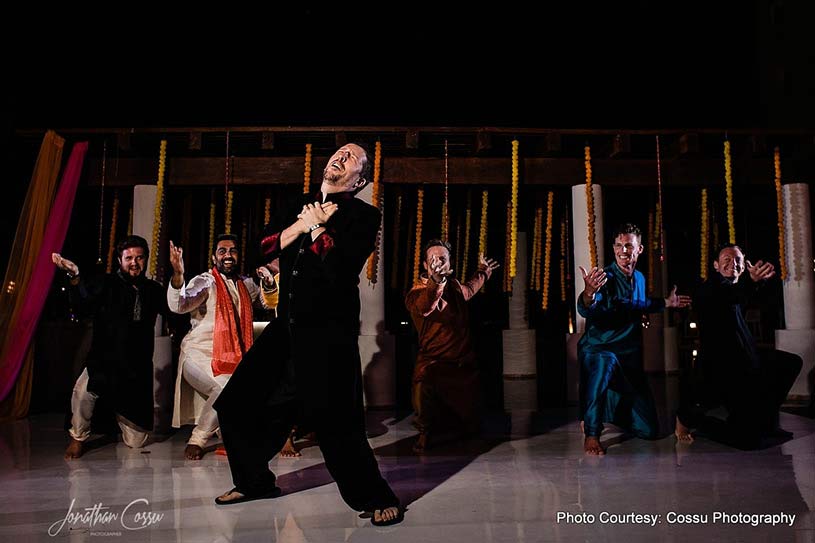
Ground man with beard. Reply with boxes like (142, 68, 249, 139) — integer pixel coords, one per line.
(53, 235, 167, 459)
(577, 223, 691, 455)
(213, 143, 403, 527)
(405, 240, 499, 453)
(167, 234, 279, 460)
(674, 244, 801, 448)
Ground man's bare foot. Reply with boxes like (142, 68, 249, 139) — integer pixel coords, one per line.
(278, 436, 301, 458)
(674, 416, 694, 443)
(372, 506, 403, 526)
(216, 489, 244, 503)
(584, 436, 606, 455)
(185, 444, 204, 460)
(64, 438, 84, 459)
(412, 434, 428, 454)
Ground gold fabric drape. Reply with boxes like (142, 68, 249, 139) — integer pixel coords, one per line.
(0, 130, 65, 421)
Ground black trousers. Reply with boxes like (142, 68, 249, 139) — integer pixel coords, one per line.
(215, 322, 399, 512)
(678, 348, 802, 445)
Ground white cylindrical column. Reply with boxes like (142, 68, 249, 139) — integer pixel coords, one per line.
(503, 231, 537, 434)
(356, 186, 394, 408)
(571, 184, 605, 334)
(133, 185, 173, 432)
(776, 183, 815, 399)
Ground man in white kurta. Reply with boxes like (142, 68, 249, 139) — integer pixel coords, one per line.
(168, 234, 277, 459)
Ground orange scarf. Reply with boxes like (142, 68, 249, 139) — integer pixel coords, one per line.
(211, 269, 254, 376)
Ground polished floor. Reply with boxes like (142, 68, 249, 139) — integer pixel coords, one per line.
(0, 406, 813, 543)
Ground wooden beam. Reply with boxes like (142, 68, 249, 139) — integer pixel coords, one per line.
(405, 130, 419, 149)
(679, 134, 699, 155)
(335, 132, 347, 148)
(188, 132, 202, 150)
(83, 156, 814, 187)
(261, 131, 274, 150)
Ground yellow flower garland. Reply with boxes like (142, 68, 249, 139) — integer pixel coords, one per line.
(542, 192, 554, 310)
(366, 141, 383, 284)
(504, 200, 512, 293)
(478, 190, 488, 257)
(149, 140, 167, 279)
(585, 146, 598, 268)
(510, 140, 519, 278)
(462, 203, 472, 282)
(413, 187, 424, 285)
(303, 143, 312, 195)
(700, 189, 709, 280)
(225, 190, 234, 234)
(774, 147, 788, 280)
(724, 140, 735, 243)
(105, 191, 119, 274)
(264, 197, 271, 226)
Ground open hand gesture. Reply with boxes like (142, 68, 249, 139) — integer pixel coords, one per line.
(169, 241, 184, 276)
(746, 260, 775, 282)
(664, 285, 692, 308)
(477, 254, 500, 280)
(579, 266, 607, 299)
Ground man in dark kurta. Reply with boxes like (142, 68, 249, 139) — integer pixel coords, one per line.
(53, 235, 167, 459)
(675, 244, 801, 447)
(213, 143, 402, 526)
(578, 223, 691, 455)
(405, 240, 499, 453)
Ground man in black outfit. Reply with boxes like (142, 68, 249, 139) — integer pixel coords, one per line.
(676, 243, 802, 448)
(213, 143, 402, 526)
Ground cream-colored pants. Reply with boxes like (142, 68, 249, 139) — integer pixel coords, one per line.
(69, 368, 150, 448)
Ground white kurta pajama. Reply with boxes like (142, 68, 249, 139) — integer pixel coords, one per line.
(168, 271, 275, 447)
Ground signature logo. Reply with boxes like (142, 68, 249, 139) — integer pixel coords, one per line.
(48, 498, 164, 537)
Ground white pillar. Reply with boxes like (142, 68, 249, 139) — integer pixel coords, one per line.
(133, 185, 173, 433)
(776, 183, 815, 399)
(502, 231, 537, 434)
(571, 184, 605, 334)
(356, 185, 395, 408)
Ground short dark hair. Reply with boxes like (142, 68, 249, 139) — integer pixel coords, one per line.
(423, 239, 453, 260)
(611, 223, 642, 241)
(116, 235, 150, 260)
(212, 233, 239, 255)
(351, 141, 375, 193)
(714, 242, 743, 261)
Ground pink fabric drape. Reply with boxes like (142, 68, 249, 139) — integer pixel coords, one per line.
(0, 142, 88, 402)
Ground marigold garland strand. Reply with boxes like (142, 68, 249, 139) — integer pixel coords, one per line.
(149, 139, 167, 279)
(462, 200, 472, 282)
(510, 140, 519, 278)
(478, 190, 488, 258)
(413, 187, 424, 285)
(585, 145, 598, 268)
(442, 139, 449, 241)
(303, 143, 312, 195)
(724, 139, 735, 243)
(542, 192, 554, 309)
(225, 190, 234, 235)
(366, 141, 383, 284)
(264, 196, 271, 226)
(774, 147, 788, 280)
(700, 189, 709, 280)
(531, 206, 542, 291)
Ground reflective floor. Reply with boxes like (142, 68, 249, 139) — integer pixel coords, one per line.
(0, 406, 813, 542)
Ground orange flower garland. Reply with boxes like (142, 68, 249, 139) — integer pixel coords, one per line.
(366, 141, 383, 284)
(510, 140, 519, 278)
(303, 143, 312, 195)
(700, 189, 709, 280)
(585, 145, 598, 268)
(225, 190, 234, 234)
(724, 140, 735, 243)
(149, 139, 167, 279)
(105, 191, 119, 274)
(774, 147, 788, 280)
(478, 190, 488, 258)
(413, 186, 424, 285)
(264, 197, 271, 226)
(542, 192, 554, 309)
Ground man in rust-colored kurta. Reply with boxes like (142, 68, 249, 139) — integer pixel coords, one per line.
(405, 239, 499, 453)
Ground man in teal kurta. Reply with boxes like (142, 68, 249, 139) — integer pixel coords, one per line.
(577, 223, 691, 455)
